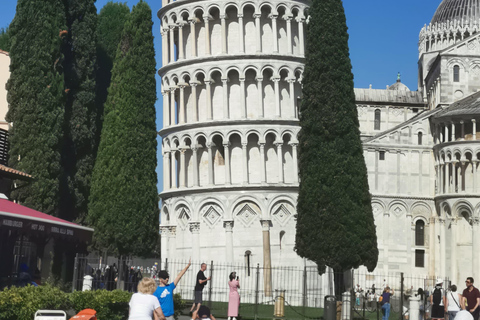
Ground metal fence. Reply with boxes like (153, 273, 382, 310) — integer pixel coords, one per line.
(72, 255, 445, 320)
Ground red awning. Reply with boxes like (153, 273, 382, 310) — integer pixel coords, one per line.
(0, 198, 94, 243)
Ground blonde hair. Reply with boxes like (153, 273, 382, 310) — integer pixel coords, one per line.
(137, 277, 157, 294)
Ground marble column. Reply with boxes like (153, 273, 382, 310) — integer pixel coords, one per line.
(170, 87, 177, 125)
(205, 80, 213, 120)
(260, 142, 266, 184)
(179, 148, 186, 188)
(447, 162, 451, 194)
(242, 142, 248, 184)
(169, 25, 176, 62)
(222, 78, 229, 119)
(190, 21, 197, 57)
(191, 81, 199, 122)
(429, 217, 436, 277)
(160, 226, 170, 259)
(261, 219, 272, 297)
(450, 218, 457, 283)
(171, 150, 177, 189)
(461, 161, 466, 192)
(163, 152, 171, 190)
(288, 78, 296, 117)
(439, 218, 446, 277)
(451, 122, 456, 141)
(254, 14, 262, 53)
(224, 220, 234, 263)
(220, 15, 227, 54)
(273, 77, 281, 117)
(461, 120, 465, 140)
(298, 18, 305, 56)
(285, 16, 292, 54)
(207, 142, 214, 185)
(276, 142, 283, 183)
(192, 146, 199, 187)
(240, 78, 246, 118)
(256, 77, 264, 118)
(473, 119, 477, 140)
(270, 15, 278, 53)
(161, 30, 168, 66)
(474, 160, 478, 193)
(238, 14, 244, 53)
(168, 226, 177, 257)
(291, 142, 298, 183)
(178, 24, 185, 60)
(179, 84, 186, 124)
(223, 142, 231, 185)
(190, 222, 200, 262)
(204, 16, 211, 55)
(162, 90, 169, 127)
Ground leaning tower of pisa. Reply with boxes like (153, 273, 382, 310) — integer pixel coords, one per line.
(158, 0, 309, 269)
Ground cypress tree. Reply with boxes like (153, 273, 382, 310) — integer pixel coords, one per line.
(6, 0, 66, 215)
(88, 1, 159, 256)
(0, 27, 11, 51)
(295, 0, 378, 296)
(60, 0, 98, 223)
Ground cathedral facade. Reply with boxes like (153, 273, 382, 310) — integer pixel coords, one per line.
(158, 0, 480, 285)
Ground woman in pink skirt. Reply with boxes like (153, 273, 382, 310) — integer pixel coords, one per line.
(228, 272, 240, 320)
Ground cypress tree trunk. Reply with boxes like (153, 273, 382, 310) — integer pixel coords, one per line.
(6, 0, 67, 215)
(295, 0, 378, 298)
(60, 0, 98, 223)
(88, 1, 159, 257)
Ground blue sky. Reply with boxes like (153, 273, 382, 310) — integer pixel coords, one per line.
(0, 0, 443, 192)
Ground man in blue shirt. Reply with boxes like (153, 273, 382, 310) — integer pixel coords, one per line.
(154, 260, 191, 320)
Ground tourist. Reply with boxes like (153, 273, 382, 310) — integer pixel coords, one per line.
(190, 263, 211, 313)
(461, 277, 480, 320)
(446, 284, 461, 320)
(154, 259, 191, 320)
(128, 277, 166, 320)
(381, 286, 394, 320)
(431, 279, 446, 320)
(228, 271, 240, 320)
(193, 305, 216, 320)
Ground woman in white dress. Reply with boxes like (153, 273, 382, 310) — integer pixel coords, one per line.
(129, 277, 166, 320)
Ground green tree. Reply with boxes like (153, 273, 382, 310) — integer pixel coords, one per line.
(88, 1, 159, 256)
(96, 2, 130, 139)
(295, 0, 378, 297)
(60, 0, 98, 223)
(6, 0, 67, 215)
(0, 27, 11, 51)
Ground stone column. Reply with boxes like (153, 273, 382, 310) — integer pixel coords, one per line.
(474, 160, 478, 193)
(223, 142, 231, 185)
(261, 219, 272, 297)
(191, 81, 199, 122)
(204, 16, 211, 55)
(192, 146, 199, 187)
(439, 163, 444, 194)
(178, 84, 186, 124)
(178, 24, 185, 60)
(163, 152, 170, 190)
(162, 90, 169, 127)
(270, 14, 278, 53)
(290, 142, 298, 183)
(461, 161, 466, 192)
(254, 14, 262, 53)
(256, 77, 264, 118)
(169, 25, 176, 62)
(168, 226, 177, 257)
(161, 30, 168, 66)
(452, 161, 458, 193)
(461, 120, 465, 140)
(242, 142, 248, 184)
(440, 218, 446, 277)
(259, 142, 266, 184)
(190, 21, 197, 57)
(238, 14, 244, 53)
(288, 78, 296, 118)
(160, 226, 170, 259)
(450, 217, 457, 284)
(224, 220, 234, 263)
(189, 222, 200, 262)
(179, 148, 186, 188)
(473, 218, 480, 280)
(273, 77, 281, 117)
(205, 79, 213, 120)
(240, 78, 246, 118)
(473, 119, 477, 140)
(207, 142, 214, 186)
(429, 217, 436, 277)
(170, 87, 177, 125)
(220, 15, 227, 54)
(276, 142, 284, 183)
(451, 122, 456, 141)
(171, 150, 177, 189)
(222, 78, 229, 119)
(298, 18, 305, 56)
(446, 161, 451, 194)
(285, 16, 292, 54)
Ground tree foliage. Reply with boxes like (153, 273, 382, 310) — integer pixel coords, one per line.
(295, 0, 378, 279)
(6, 0, 67, 215)
(60, 0, 98, 223)
(0, 27, 11, 52)
(88, 1, 159, 256)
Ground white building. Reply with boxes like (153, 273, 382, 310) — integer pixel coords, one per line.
(158, 0, 480, 285)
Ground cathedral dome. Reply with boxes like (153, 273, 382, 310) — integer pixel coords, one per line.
(431, 0, 480, 25)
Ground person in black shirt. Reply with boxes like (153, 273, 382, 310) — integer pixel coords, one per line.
(190, 263, 211, 313)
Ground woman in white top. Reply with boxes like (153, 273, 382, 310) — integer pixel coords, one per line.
(446, 284, 462, 320)
(129, 277, 166, 320)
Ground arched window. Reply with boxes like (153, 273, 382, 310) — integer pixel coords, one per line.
(418, 132, 423, 145)
(454, 65, 460, 82)
(374, 109, 381, 130)
(415, 220, 425, 246)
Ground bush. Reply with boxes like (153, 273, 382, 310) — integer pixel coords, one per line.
(173, 293, 186, 320)
(69, 289, 131, 320)
(0, 284, 71, 320)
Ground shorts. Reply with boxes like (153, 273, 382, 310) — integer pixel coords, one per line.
(194, 290, 203, 304)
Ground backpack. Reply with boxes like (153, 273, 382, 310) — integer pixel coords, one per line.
(433, 287, 442, 305)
